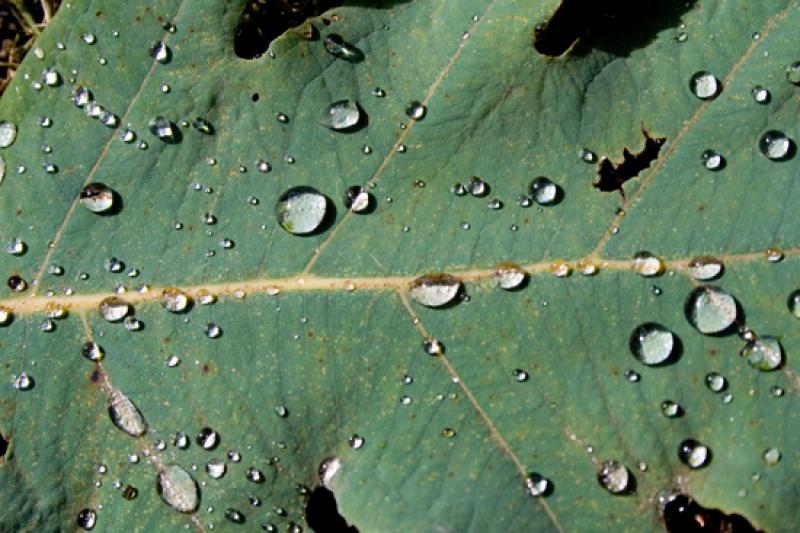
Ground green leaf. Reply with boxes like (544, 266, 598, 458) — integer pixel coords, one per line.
(1, 0, 799, 531)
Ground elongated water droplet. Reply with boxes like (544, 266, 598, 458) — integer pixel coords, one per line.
(150, 116, 176, 142)
(494, 263, 527, 290)
(109, 389, 148, 437)
(689, 71, 720, 99)
(629, 323, 675, 365)
(741, 336, 782, 371)
(77, 508, 97, 530)
(148, 41, 171, 63)
(700, 149, 724, 170)
(323, 34, 363, 61)
(529, 176, 558, 205)
(763, 447, 781, 465)
(597, 460, 631, 494)
(788, 289, 800, 318)
(409, 274, 461, 307)
(678, 439, 710, 469)
(6, 238, 26, 255)
(758, 130, 793, 160)
(79, 183, 115, 213)
(161, 288, 190, 313)
(525, 472, 550, 496)
(275, 186, 327, 235)
(343, 186, 370, 213)
(687, 256, 723, 280)
(319, 457, 342, 486)
(320, 100, 361, 131)
(157, 464, 200, 513)
(631, 251, 664, 277)
(82, 341, 104, 362)
(0, 122, 17, 148)
(98, 296, 130, 322)
(685, 286, 737, 334)
(197, 427, 219, 450)
(0, 306, 11, 326)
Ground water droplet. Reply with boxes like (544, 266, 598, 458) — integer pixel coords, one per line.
(5, 238, 26, 255)
(321, 100, 361, 131)
(275, 186, 327, 234)
(451, 183, 467, 196)
(77, 508, 97, 530)
(467, 176, 488, 197)
(348, 434, 364, 450)
(687, 256, 723, 280)
(741, 336, 782, 371)
(82, 32, 97, 44)
(206, 459, 226, 479)
(245, 467, 264, 483)
(150, 116, 176, 142)
(256, 159, 271, 173)
(0, 306, 11, 326)
(597, 460, 631, 494)
(440, 427, 456, 439)
(685, 286, 737, 334)
(109, 389, 148, 437)
(700, 149, 724, 170)
(631, 251, 664, 277)
(705, 372, 727, 392)
(579, 148, 597, 163)
(161, 288, 190, 313)
(191, 118, 213, 134)
(751, 85, 770, 103)
(763, 447, 781, 465)
(79, 183, 115, 213)
(689, 71, 720, 99)
(487, 198, 503, 210)
(529, 177, 558, 205)
(548, 260, 571, 277)
(82, 341, 104, 362)
(629, 323, 675, 366)
(197, 427, 219, 450)
(661, 400, 683, 418)
(759, 130, 793, 160)
(343, 186, 370, 212)
(157, 464, 200, 513)
(624, 369, 640, 383)
(675, 31, 688, 42)
(786, 61, 800, 85)
(494, 263, 527, 290)
(13, 372, 34, 390)
(224, 508, 244, 524)
(7, 275, 27, 292)
(148, 41, 171, 63)
(406, 100, 426, 120)
(371, 87, 385, 97)
(678, 439, 710, 469)
(166, 354, 180, 367)
(41, 67, 60, 86)
(409, 274, 461, 307)
(72, 85, 92, 107)
(765, 247, 784, 262)
(323, 34, 363, 61)
(513, 369, 529, 382)
(276, 112, 289, 123)
(423, 337, 444, 355)
(0, 122, 17, 148)
(98, 296, 130, 322)
(524, 472, 550, 496)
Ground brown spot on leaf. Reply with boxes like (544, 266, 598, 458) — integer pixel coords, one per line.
(594, 126, 666, 198)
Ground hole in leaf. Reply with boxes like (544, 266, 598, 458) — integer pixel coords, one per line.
(664, 494, 762, 533)
(0, 432, 8, 464)
(305, 486, 358, 533)
(234, 0, 344, 59)
(594, 126, 665, 197)
(533, 0, 697, 57)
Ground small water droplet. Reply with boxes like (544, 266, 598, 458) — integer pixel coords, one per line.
(624, 369, 641, 383)
(513, 369, 529, 382)
(631, 251, 664, 277)
(751, 85, 770, 103)
(13, 372, 34, 390)
(82, 32, 97, 45)
(660, 400, 683, 418)
(629, 323, 675, 366)
(597, 460, 631, 494)
(529, 176, 558, 205)
(320, 99, 361, 131)
(786, 61, 800, 85)
(579, 148, 597, 163)
(157, 464, 200, 513)
(276, 112, 289, 123)
(675, 31, 688, 42)
(0, 306, 11, 326)
(98, 296, 130, 322)
(741, 336, 783, 371)
(758, 130, 793, 160)
(79, 183, 115, 213)
(678, 439, 710, 469)
(348, 434, 365, 449)
(409, 274, 461, 307)
(548, 260, 571, 277)
(343, 186, 370, 213)
(148, 41, 171, 63)
(685, 286, 737, 334)
(5, 238, 26, 255)
(763, 447, 781, 465)
(689, 71, 720, 99)
(275, 186, 328, 234)
(197, 427, 220, 450)
(440, 427, 456, 439)
(494, 263, 527, 290)
(406, 100, 426, 120)
(423, 337, 444, 356)
(206, 459, 226, 479)
(77, 508, 97, 530)
(705, 372, 727, 392)
(82, 341, 104, 362)
(765, 247, 784, 262)
(109, 389, 148, 437)
(161, 288, 190, 313)
(467, 176, 488, 197)
(166, 354, 180, 367)
(687, 256, 723, 280)
(192, 118, 213, 134)
(323, 34, 363, 61)
(149, 116, 176, 142)
(371, 87, 385, 97)
(525, 472, 550, 496)
(204, 323, 222, 338)
(700, 149, 724, 170)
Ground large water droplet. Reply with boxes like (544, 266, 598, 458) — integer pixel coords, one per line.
(150, 116, 176, 142)
(275, 186, 328, 235)
(678, 439, 710, 469)
(529, 176, 558, 205)
(161, 288, 190, 313)
(763, 447, 781, 465)
(687, 256, 723, 280)
(82, 341, 104, 362)
(660, 400, 683, 418)
(320, 100, 361, 131)
(98, 296, 130, 322)
(157, 464, 200, 513)
(685, 286, 737, 334)
(343, 186, 370, 213)
(79, 183, 115, 213)
(758, 130, 793, 161)
(689, 71, 720, 99)
(13, 372, 34, 390)
(525, 472, 550, 496)
(494, 263, 527, 290)
(206, 459, 226, 479)
(406, 100, 426, 120)
(109, 389, 148, 437)
(148, 41, 171, 63)
(77, 508, 97, 530)
(629, 323, 676, 366)
(597, 460, 631, 494)
(631, 251, 664, 277)
(197, 427, 220, 450)
(0, 122, 17, 148)
(323, 34, 363, 62)
(409, 274, 461, 307)
(0, 306, 11, 326)
(741, 336, 782, 371)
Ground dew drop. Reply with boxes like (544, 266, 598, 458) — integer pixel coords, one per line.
(323, 34, 362, 61)
(275, 186, 327, 235)
(494, 263, 527, 290)
(440, 427, 456, 439)
(409, 274, 461, 307)
(786, 62, 800, 85)
(513, 369, 529, 382)
(371, 87, 385, 97)
(741, 336, 782, 371)
(705, 372, 727, 392)
(148, 41, 171, 63)
(109, 389, 148, 437)
(631, 251, 663, 277)
(751, 85, 770, 103)
(13, 372, 34, 390)
(246, 467, 264, 483)
(758, 130, 793, 160)
(467, 176, 488, 197)
(206, 459, 226, 479)
(529, 176, 558, 205)
(149, 116, 176, 142)
(82, 341, 104, 362)
(197, 427, 219, 450)
(660, 400, 683, 418)
(98, 296, 130, 322)
(406, 100, 426, 120)
(685, 286, 737, 334)
(0, 122, 18, 148)
(321, 100, 360, 131)
(348, 434, 365, 450)
(763, 447, 781, 465)
(423, 337, 444, 356)
(629, 323, 675, 366)
(79, 183, 115, 213)
(343, 186, 370, 213)
(689, 71, 720, 99)
(156, 464, 200, 513)
(687, 256, 723, 280)
(525, 472, 550, 496)
(82, 32, 97, 45)
(579, 148, 597, 163)
(161, 288, 190, 313)
(42, 67, 60, 86)
(700, 149, 724, 170)
(77, 508, 97, 530)
(765, 247, 784, 263)
(0, 306, 11, 326)
(597, 460, 631, 494)
(678, 439, 710, 469)
(5, 238, 26, 255)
